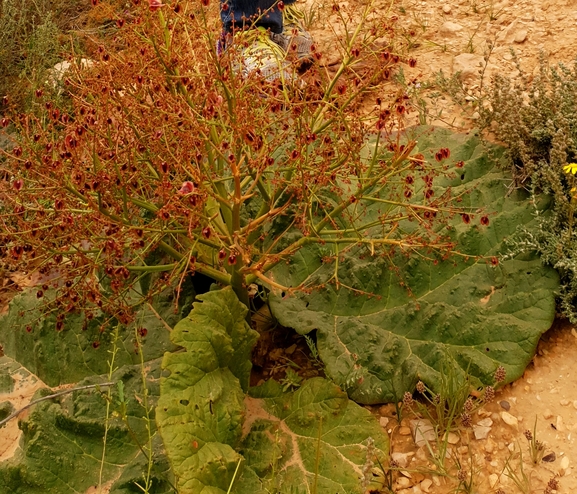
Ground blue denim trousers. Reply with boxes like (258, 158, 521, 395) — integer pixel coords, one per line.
(220, 0, 296, 34)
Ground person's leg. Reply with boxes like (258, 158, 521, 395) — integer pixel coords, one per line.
(220, 0, 296, 34)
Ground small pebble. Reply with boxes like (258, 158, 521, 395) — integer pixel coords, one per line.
(572, 400, 577, 410)
(379, 416, 389, 428)
(473, 425, 491, 440)
(501, 411, 519, 428)
(499, 400, 511, 411)
(556, 415, 565, 431)
(391, 452, 411, 468)
(396, 477, 411, 489)
(399, 426, 412, 436)
(560, 456, 570, 471)
(442, 4, 452, 14)
(484, 439, 496, 453)
(446, 432, 460, 445)
(420, 479, 433, 493)
(514, 30, 528, 43)
(560, 399, 570, 406)
(542, 452, 556, 462)
(489, 473, 499, 488)
(543, 409, 553, 419)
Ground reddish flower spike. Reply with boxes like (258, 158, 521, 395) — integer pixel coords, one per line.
(13, 179, 24, 191)
(179, 181, 195, 194)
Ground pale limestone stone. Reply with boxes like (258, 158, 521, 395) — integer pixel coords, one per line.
(440, 21, 464, 36)
(489, 473, 499, 488)
(514, 29, 528, 43)
(409, 419, 436, 447)
(420, 479, 433, 493)
(501, 411, 519, 428)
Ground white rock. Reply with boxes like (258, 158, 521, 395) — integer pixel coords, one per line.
(440, 21, 464, 36)
(573, 400, 577, 410)
(420, 479, 433, 493)
(489, 473, 499, 488)
(514, 29, 528, 43)
(501, 411, 518, 428)
(380, 416, 389, 428)
(410, 419, 437, 447)
(478, 418, 493, 427)
(46, 58, 94, 88)
(473, 425, 491, 440)
(391, 452, 411, 468)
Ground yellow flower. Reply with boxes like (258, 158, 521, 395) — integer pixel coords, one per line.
(563, 163, 577, 175)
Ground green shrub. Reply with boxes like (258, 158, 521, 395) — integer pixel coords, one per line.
(480, 54, 577, 322)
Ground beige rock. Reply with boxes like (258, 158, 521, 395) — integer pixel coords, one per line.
(556, 415, 565, 431)
(560, 456, 570, 475)
(420, 479, 433, 493)
(489, 473, 499, 488)
(453, 53, 484, 83)
(399, 426, 412, 436)
(560, 399, 570, 406)
(501, 411, 519, 428)
(543, 409, 553, 419)
(391, 452, 411, 468)
(446, 432, 460, 445)
(396, 477, 412, 489)
(473, 424, 491, 440)
(442, 4, 452, 14)
(380, 416, 389, 428)
(440, 21, 465, 36)
(409, 419, 436, 447)
(484, 439, 497, 453)
(514, 29, 528, 43)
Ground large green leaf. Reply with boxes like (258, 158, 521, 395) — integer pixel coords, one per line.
(243, 378, 388, 494)
(156, 286, 261, 494)
(0, 285, 182, 386)
(0, 358, 174, 493)
(156, 287, 389, 494)
(269, 127, 559, 404)
(0, 283, 187, 492)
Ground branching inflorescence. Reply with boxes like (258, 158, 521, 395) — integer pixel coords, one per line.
(1, 0, 470, 328)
